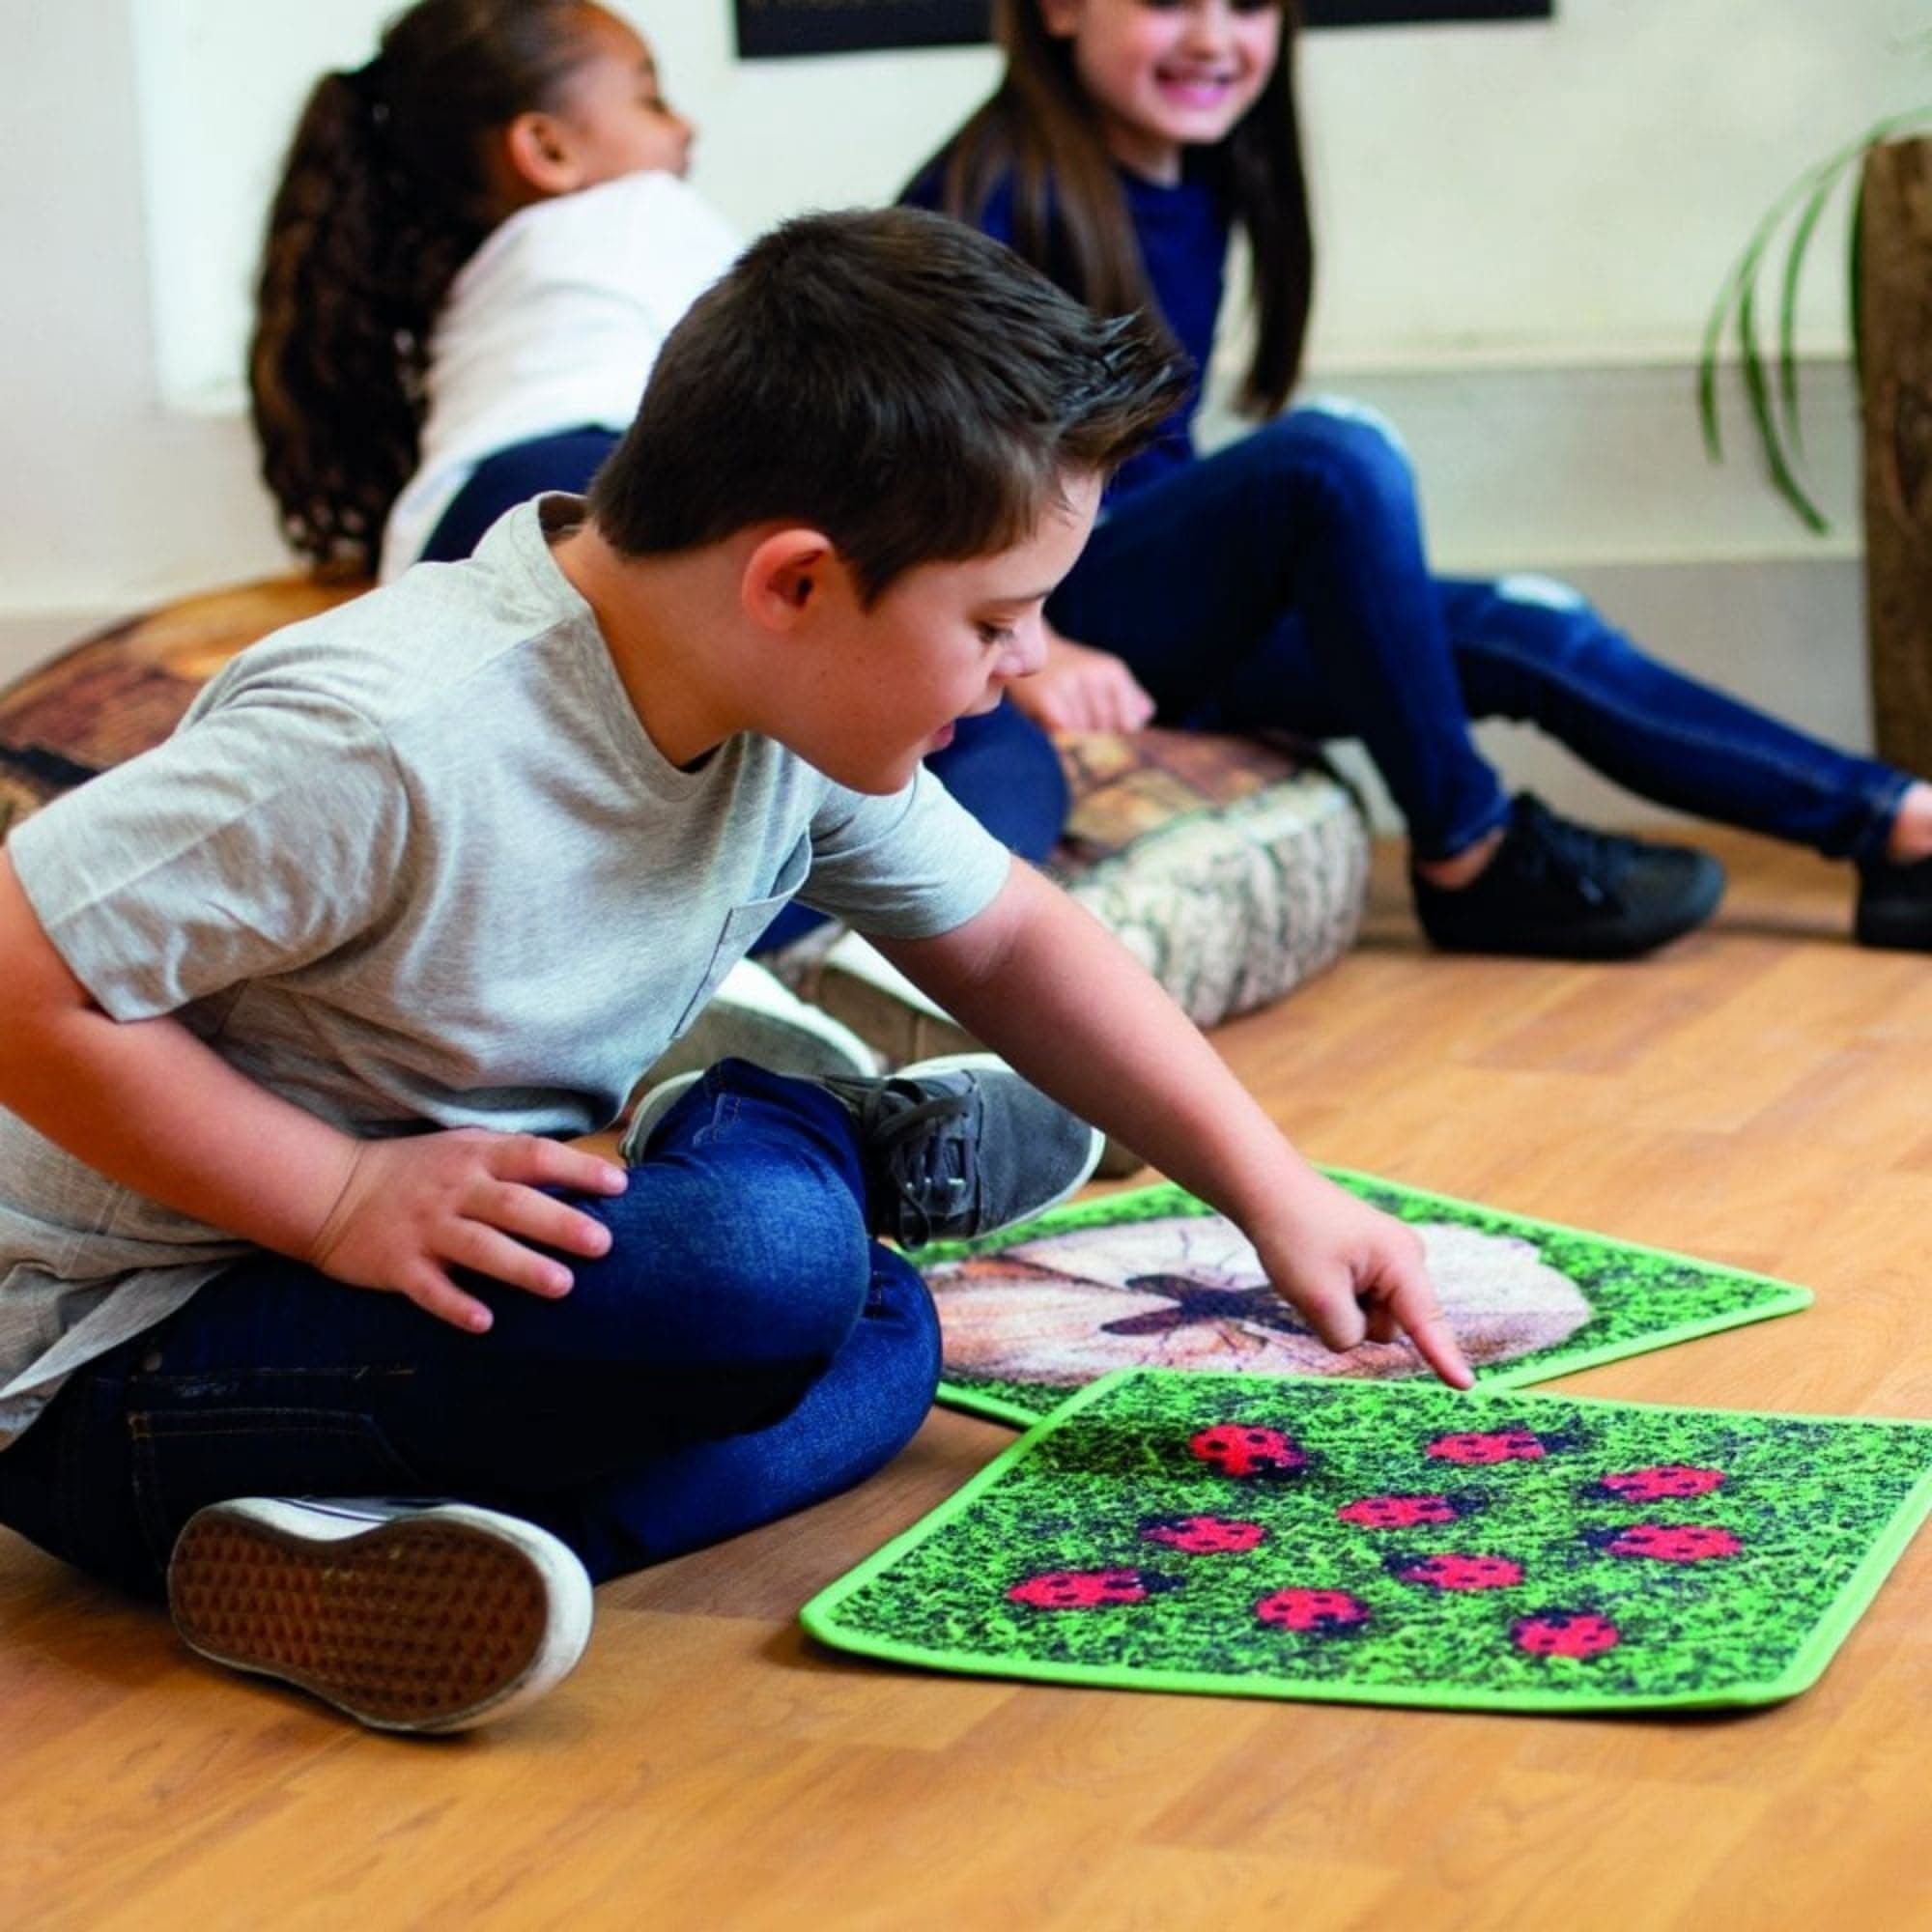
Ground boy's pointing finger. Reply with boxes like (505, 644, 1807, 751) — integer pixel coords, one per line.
(1383, 1267, 1474, 1390)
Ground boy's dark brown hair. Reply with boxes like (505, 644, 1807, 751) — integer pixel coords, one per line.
(250, 0, 607, 578)
(912, 0, 1312, 419)
(586, 207, 1187, 603)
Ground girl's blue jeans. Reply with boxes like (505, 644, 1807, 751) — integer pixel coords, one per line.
(949, 405, 1910, 867)
(0, 1062, 940, 1595)
(423, 412, 1909, 871)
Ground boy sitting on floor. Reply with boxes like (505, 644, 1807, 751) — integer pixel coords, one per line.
(0, 210, 1469, 1736)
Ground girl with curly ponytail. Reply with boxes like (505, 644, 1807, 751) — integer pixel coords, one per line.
(250, 0, 738, 582)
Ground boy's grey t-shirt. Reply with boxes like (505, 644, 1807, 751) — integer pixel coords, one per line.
(0, 497, 1011, 1442)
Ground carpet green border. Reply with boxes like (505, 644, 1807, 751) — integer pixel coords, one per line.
(931, 1169, 1814, 1426)
(805, 1370, 1932, 1713)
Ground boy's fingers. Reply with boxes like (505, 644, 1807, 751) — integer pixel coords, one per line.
(475, 1179, 614, 1261)
(400, 1264, 496, 1335)
(1383, 1267, 1474, 1389)
(444, 1221, 575, 1299)
(1296, 1280, 1367, 1353)
(500, 1135, 628, 1196)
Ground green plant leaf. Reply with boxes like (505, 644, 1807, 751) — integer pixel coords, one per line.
(1738, 254, 1830, 532)
(1777, 156, 1855, 454)
(1698, 149, 1844, 464)
(1702, 111, 1932, 532)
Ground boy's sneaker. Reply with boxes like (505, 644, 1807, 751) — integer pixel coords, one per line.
(626, 1052, 1104, 1246)
(1411, 793, 1725, 961)
(1855, 854, 1932, 951)
(810, 933, 1146, 1178)
(166, 1498, 592, 1735)
(640, 957, 881, 1088)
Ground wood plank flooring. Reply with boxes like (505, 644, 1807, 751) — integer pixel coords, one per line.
(2, 829, 1927, 1930)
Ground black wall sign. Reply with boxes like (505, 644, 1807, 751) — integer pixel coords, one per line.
(736, 1, 989, 56)
(735, 1, 1552, 61)
(1310, 0, 1549, 23)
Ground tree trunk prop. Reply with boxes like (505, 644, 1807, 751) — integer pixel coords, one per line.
(1860, 137, 1932, 779)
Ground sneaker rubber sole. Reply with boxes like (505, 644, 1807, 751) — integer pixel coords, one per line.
(167, 1501, 591, 1734)
(1855, 859, 1932, 952)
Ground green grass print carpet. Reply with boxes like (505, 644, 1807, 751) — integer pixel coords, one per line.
(803, 1372, 1932, 1713)
(923, 1173, 1812, 1426)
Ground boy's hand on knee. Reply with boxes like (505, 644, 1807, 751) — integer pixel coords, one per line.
(1253, 1178, 1474, 1389)
(306, 1130, 628, 1333)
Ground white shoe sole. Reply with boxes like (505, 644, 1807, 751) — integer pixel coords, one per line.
(167, 1500, 592, 1734)
(619, 1069, 702, 1163)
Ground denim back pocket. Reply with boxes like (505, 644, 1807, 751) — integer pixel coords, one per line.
(128, 1369, 426, 1573)
(669, 836, 812, 1038)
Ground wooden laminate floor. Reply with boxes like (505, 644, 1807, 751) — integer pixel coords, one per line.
(2, 830, 1927, 1931)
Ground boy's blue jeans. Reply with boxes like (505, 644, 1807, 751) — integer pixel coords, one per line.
(937, 405, 1910, 867)
(0, 1063, 939, 1595)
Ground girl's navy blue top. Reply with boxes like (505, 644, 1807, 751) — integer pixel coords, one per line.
(901, 153, 1231, 502)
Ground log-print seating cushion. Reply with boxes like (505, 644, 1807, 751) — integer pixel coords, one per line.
(0, 580, 1369, 1025)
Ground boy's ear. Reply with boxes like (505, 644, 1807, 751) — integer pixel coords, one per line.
(501, 110, 589, 198)
(1037, 0, 1084, 37)
(742, 528, 838, 634)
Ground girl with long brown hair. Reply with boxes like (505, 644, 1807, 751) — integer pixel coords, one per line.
(902, 0, 1932, 957)
(250, 0, 737, 584)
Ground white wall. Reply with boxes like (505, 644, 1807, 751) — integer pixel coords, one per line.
(0, 0, 289, 672)
(1, 0, 1920, 749)
(133, 0, 1926, 405)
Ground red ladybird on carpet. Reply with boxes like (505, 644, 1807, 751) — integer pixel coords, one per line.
(1140, 1515, 1268, 1555)
(1254, 1587, 1372, 1633)
(1389, 1551, 1524, 1591)
(1586, 1464, 1726, 1503)
(1588, 1522, 1743, 1564)
(1425, 1427, 1551, 1465)
(1007, 1567, 1181, 1609)
(1513, 1610, 1622, 1659)
(1336, 1492, 1472, 1530)
(1189, 1424, 1310, 1479)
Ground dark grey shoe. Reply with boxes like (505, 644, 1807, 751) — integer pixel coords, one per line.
(824, 1052, 1105, 1247)
(1412, 793, 1725, 961)
(1855, 854, 1932, 951)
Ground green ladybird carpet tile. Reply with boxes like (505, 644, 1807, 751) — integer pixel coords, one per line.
(923, 1173, 1811, 1426)
(803, 1370, 1932, 1713)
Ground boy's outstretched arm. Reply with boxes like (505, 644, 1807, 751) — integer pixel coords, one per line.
(0, 853, 625, 1333)
(870, 861, 1475, 1388)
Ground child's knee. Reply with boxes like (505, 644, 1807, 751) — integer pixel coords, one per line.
(567, 1160, 873, 1367)
(1270, 398, 1417, 523)
(1494, 572, 1589, 615)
